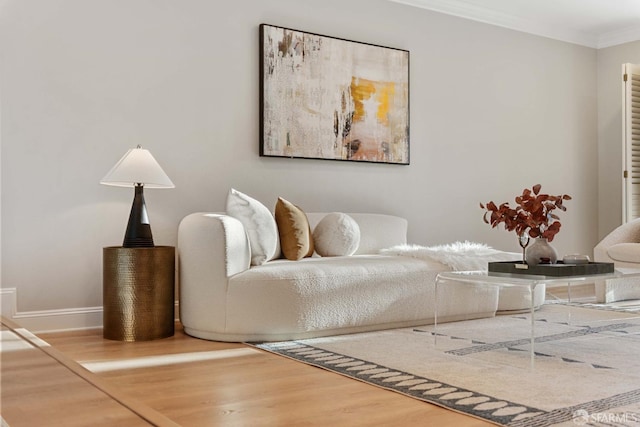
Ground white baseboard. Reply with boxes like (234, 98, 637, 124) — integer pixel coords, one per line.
(1, 288, 179, 333)
(1, 288, 17, 319)
(15, 306, 104, 333)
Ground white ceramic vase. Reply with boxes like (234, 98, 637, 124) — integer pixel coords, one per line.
(525, 238, 558, 266)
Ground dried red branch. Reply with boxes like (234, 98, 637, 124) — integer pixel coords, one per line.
(480, 184, 571, 242)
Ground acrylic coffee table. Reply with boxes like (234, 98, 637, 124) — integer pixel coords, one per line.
(433, 269, 640, 367)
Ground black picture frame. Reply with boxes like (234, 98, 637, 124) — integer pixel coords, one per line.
(260, 24, 410, 165)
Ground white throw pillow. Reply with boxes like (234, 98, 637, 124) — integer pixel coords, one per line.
(226, 188, 279, 265)
(312, 213, 360, 257)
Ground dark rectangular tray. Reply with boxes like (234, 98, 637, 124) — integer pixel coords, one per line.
(488, 261, 614, 277)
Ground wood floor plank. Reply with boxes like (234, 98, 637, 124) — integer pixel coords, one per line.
(1, 330, 151, 426)
(37, 324, 492, 426)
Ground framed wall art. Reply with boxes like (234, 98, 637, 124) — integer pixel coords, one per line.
(259, 24, 410, 165)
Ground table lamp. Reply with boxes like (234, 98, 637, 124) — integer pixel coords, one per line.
(101, 145, 174, 248)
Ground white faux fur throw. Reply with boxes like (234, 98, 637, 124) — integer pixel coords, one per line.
(380, 241, 521, 271)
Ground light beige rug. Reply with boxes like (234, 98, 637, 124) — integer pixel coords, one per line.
(254, 304, 640, 426)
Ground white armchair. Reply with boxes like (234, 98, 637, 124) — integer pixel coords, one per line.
(593, 218, 640, 302)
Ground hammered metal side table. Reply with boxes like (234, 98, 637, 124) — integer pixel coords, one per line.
(103, 246, 175, 341)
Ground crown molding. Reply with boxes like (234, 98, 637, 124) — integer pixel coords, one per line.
(388, 0, 620, 49)
(598, 25, 640, 49)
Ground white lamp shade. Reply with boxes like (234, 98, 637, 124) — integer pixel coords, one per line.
(101, 147, 175, 188)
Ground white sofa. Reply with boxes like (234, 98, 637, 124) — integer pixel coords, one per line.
(178, 212, 542, 342)
(594, 218, 640, 302)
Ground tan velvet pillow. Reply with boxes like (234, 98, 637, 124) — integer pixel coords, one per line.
(275, 197, 314, 260)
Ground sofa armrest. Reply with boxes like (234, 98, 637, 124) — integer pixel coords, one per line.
(606, 243, 640, 263)
(594, 218, 640, 262)
(177, 213, 250, 332)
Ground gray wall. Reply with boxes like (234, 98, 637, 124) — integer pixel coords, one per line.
(597, 40, 640, 238)
(2, 0, 599, 315)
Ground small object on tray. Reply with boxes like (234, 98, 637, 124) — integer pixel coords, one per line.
(562, 254, 590, 264)
(488, 260, 614, 277)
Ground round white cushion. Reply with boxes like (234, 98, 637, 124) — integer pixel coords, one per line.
(312, 213, 360, 257)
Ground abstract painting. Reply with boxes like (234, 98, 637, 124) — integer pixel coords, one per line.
(260, 24, 410, 165)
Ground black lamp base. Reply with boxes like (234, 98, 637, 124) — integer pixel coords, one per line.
(123, 184, 154, 248)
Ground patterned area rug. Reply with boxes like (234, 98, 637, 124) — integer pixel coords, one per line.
(252, 305, 640, 427)
(556, 299, 640, 315)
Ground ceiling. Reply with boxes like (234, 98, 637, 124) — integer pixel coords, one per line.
(389, 0, 640, 48)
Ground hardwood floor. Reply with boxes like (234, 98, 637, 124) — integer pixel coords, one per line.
(0, 321, 495, 426)
(1, 319, 177, 426)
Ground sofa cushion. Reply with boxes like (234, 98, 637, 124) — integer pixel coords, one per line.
(226, 188, 279, 266)
(607, 243, 640, 263)
(224, 255, 498, 339)
(275, 197, 314, 260)
(312, 213, 360, 257)
(307, 213, 408, 255)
